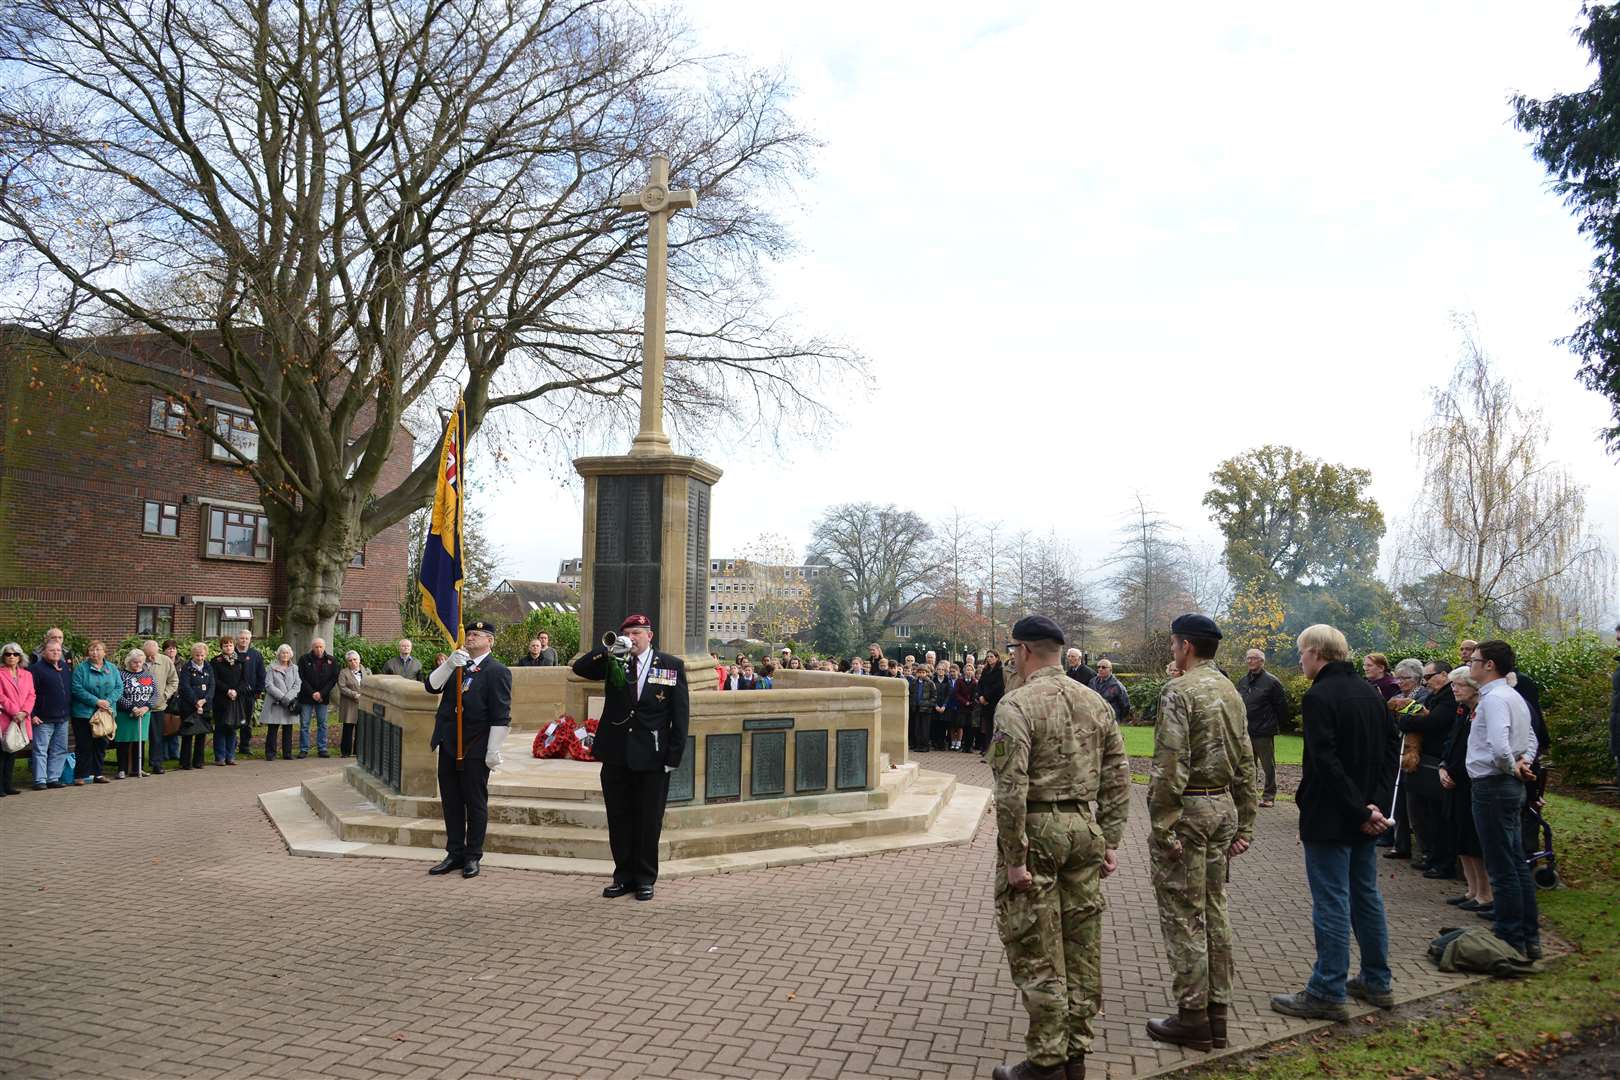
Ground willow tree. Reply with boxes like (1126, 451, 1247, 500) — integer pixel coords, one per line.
(1396, 323, 1608, 632)
(0, 0, 853, 650)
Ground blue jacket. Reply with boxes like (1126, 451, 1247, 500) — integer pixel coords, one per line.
(70, 660, 124, 720)
(177, 660, 216, 716)
(29, 657, 73, 720)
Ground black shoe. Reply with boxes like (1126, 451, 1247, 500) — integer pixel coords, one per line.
(461, 859, 480, 878)
(1445, 895, 1472, 906)
(427, 856, 465, 876)
(317, 750, 330, 758)
(1474, 906, 1496, 918)
(151, 767, 164, 775)
(635, 885, 654, 901)
(602, 882, 633, 898)
(1423, 868, 1453, 879)
(1383, 850, 1410, 860)
(264, 755, 275, 762)
(1526, 942, 1544, 961)
(47, 781, 63, 788)
(298, 751, 308, 759)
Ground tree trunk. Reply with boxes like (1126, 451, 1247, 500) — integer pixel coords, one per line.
(282, 538, 349, 656)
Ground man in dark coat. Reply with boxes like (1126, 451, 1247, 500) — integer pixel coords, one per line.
(235, 629, 267, 757)
(423, 620, 511, 879)
(296, 639, 339, 758)
(1063, 648, 1097, 688)
(1270, 623, 1398, 1022)
(572, 613, 689, 901)
(1235, 648, 1290, 807)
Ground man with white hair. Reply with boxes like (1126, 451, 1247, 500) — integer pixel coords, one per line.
(1063, 648, 1096, 689)
(236, 629, 266, 757)
(383, 638, 423, 680)
(1235, 649, 1289, 808)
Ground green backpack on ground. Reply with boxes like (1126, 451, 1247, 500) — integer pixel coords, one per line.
(1428, 927, 1538, 978)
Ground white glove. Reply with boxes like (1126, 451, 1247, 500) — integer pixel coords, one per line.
(427, 658, 455, 690)
(449, 649, 470, 668)
(485, 726, 508, 769)
(664, 765, 675, 773)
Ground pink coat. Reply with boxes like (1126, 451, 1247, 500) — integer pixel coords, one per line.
(0, 667, 36, 741)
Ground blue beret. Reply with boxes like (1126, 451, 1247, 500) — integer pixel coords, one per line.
(1170, 613, 1222, 640)
(1010, 615, 1065, 645)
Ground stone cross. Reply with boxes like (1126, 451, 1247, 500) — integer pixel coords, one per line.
(619, 153, 697, 456)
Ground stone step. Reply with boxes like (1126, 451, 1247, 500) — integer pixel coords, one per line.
(300, 767, 959, 862)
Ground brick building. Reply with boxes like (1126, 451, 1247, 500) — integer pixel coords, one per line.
(0, 329, 412, 644)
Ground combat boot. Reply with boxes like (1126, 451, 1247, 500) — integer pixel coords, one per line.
(990, 1060, 1064, 1080)
(1064, 1056, 1085, 1080)
(1146, 1007, 1214, 1052)
(1207, 1003, 1228, 1049)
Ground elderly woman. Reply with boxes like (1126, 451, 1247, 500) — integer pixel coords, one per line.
(114, 647, 158, 779)
(0, 642, 36, 796)
(1091, 658, 1131, 723)
(1440, 667, 1491, 912)
(262, 645, 301, 761)
(1389, 659, 1456, 875)
(176, 642, 215, 770)
(211, 637, 245, 765)
(1383, 658, 1428, 861)
(70, 640, 122, 785)
(336, 649, 370, 757)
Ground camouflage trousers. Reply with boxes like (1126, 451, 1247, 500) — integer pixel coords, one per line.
(1149, 794, 1239, 1010)
(994, 810, 1108, 1067)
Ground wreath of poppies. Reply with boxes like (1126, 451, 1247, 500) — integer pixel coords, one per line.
(531, 714, 600, 761)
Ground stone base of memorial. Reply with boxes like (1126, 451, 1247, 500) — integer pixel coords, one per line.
(262, 675, 988, 876)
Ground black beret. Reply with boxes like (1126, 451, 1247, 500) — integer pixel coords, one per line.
(1010, 615, 1065, 645)
(465, 619, 498, 635)
(1170, 613, 1222, 640)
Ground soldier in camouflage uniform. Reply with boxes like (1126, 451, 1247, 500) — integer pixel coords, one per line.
(989, 615, 1131, 1080)
(1145, 614, 1260, 1052)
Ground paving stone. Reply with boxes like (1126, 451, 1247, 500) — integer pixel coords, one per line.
(0, 751, 1477, 1078)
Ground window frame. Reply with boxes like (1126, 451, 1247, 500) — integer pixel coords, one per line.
(136, 605, 174, 639)
(333, 610, 363, 637)
(148, 397, 186, 437)
(142, 499, 180, 538)
(208, 405, 259, 464)
(201, 504, 272, 562)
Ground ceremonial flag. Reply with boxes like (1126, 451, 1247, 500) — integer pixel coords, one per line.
(418, 396, 466, 650)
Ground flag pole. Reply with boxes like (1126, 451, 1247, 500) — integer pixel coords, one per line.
(455, 402, 466, 763)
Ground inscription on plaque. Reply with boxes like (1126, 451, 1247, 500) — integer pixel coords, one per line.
(751, 731, 786, 797)
(684, 481, 711, 654)
(743, 717, 794, 731)
(835, 729, 869, 791)
(705, 732, 742, 802)
(591, 474, 664, 643)
(667, 735, 694, 802)
(795, 729, 828, 792)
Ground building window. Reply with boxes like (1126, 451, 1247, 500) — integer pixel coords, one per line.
(350, 546, 366, 568)
(200, 604, 267, 640)
(204, 506, 271, 561)
(148, 397, 185, 436)
(209, 407, 259, 463)
(333, 610, 362, 636)
(136, 605, 174, 638)
(142, 500, 179, 537)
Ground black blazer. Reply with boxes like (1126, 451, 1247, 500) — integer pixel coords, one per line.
(425, 655, 512, 760)
(572, 647, 689, 772)
(1296, 661, 1401, 845)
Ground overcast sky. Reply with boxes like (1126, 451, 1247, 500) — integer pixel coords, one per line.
(478, 2, 1619, 612)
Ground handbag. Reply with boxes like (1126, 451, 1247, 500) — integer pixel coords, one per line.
(2, 718, 28, 753)
(89, 705, 116, 739)
(163, 712, 182, 737)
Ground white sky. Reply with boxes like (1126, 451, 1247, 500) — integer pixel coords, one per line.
(479, 2, 1620, 608)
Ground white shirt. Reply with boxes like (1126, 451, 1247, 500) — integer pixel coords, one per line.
(1466, 679, 1537, 780)
(632, 648, 651, 699)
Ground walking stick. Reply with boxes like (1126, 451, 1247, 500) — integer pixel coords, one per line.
(1388, 766, 1402, 830)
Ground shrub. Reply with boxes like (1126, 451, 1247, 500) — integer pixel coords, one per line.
(1542, 670, 1614, 784)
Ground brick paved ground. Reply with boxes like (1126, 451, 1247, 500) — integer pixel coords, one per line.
(1, 751, 1476, 1080)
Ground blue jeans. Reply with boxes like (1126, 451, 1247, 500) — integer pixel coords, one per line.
(213, 719, 237, 763)
(1472, 774, 1540, 952)
(1302, 840, 1391, 1002)
(300, 703, 328, 752)
(30, 719, 69, 783)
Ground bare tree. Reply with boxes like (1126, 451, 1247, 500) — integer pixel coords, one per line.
(976, 519, 1005, 649)
(1104, 493, 1191, 663)
(735, 533, 811, 645)
(929, 509, 983, 657)
(1394, 322, 1610, 632)
(807, 503, 937, 644)
(0, 0, 858, 650)
(1184, 542, 1233, 620)
(1025, 532, 1098, 653)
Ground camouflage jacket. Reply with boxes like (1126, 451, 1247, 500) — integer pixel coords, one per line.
(1147, 660, 1260, 846)
(990, 665, 1130, 866)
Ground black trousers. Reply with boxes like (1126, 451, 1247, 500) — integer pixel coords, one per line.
(179, 733, 207, 768)
(340, 722, 356, 756)
(115, 740, 144, 775)
(438, 748, 491, 861)
(264, 725, 293, 758)
(71, 717, 107, 779)
(599, 762, 670, 887)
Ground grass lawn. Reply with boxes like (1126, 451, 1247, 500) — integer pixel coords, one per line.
(1191, 790, 1620, 1079)
(1120, 725, 1304, 766)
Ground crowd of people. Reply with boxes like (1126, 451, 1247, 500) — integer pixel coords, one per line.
(0, 628, 434, 791)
